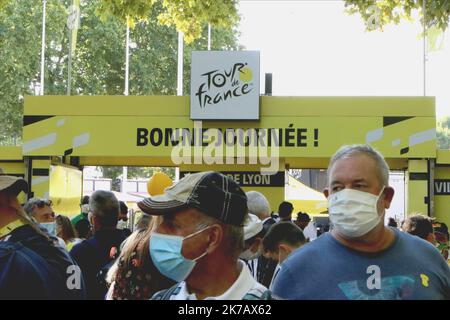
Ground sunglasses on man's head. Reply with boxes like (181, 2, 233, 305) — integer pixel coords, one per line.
(35, 199, 52, 207)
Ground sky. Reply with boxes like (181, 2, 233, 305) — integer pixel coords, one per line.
(237, 0, 450, 119)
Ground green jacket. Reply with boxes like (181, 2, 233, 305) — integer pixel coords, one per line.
(71, 212, 88, 226)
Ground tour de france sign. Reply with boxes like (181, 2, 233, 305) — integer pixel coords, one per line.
(190, 51, 260, 120)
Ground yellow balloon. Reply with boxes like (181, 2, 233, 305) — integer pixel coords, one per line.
(147, 172, 173, 196)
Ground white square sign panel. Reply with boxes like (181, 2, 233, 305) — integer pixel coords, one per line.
(190, 51, 260, 120)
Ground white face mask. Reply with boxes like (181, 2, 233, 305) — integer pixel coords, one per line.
(328, 187, 385, 238)
(239, 247, 261, 260)
(117, 220, 128, 230)
(81, 204, 90, 214)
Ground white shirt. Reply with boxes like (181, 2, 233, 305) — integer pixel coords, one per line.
(169, 260, 267, 300)
(303, 221, 317, 241)
(242, 258, 258, 280)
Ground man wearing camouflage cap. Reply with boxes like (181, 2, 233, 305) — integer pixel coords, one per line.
(138, 171, 272, 300)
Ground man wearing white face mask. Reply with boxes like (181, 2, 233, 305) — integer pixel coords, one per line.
(240, 213, 265, 279)
(137, 171, 272, 300)
(71, 195, 90, 227)
(272, 144, 450, 300)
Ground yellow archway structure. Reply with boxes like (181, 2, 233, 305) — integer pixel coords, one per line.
(0, 95, 448, 227)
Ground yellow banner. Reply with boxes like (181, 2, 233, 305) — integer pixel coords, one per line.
(23, 115, 436, 159)
(22, 96, 436, 160)
(49, 165, 82, 217)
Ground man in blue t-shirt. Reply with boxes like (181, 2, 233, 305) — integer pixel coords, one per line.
(272, 145, 450, 300)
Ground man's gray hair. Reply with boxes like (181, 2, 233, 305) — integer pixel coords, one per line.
(328, 144, 390, 186)
(89, 190, 119, 227)
(23, 197, 52, 216)
(246, 191, 271, 219)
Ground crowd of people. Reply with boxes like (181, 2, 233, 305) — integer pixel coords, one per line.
(1, 144, 449, 300)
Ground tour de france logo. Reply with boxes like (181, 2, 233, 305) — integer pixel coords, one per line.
(194, 62, 254, 109)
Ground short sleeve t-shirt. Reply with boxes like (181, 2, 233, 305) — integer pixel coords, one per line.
(272, 229, 450, 300)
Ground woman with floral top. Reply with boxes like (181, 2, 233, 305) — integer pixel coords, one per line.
(106, 216, 175, 299)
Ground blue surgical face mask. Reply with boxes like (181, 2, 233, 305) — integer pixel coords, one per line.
(41, 222, 56, 237)
(149, 226, 211, 282)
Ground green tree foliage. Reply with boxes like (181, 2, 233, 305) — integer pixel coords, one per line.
(344, 0, 450, 32)
(96, 0, 239, 43)
(437, 116, 450, 150)
(0, 0, 8, 10)
(0, 0, 238, 145)
(0, 0, 67, 144)
(0, 0, 238, 181)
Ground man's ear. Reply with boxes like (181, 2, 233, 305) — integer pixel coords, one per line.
(278, 243, 291, 255)
(278, 243, 293, 263)
(206, 224, 223, 254)
(382, 186, 395, 209)
(323, 188, 329, 198)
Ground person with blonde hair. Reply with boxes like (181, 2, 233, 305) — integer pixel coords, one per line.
(106, 216, 176, 300)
